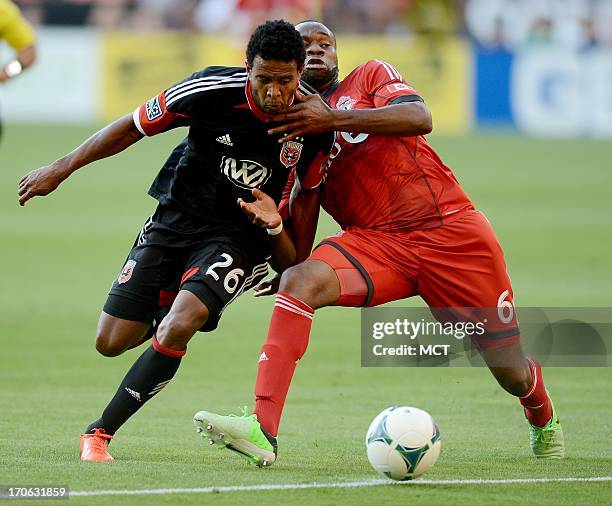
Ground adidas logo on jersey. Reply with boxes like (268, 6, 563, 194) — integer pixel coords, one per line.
(216, 134, 233, 146)
(125, 387, 141, 402)
(259, 352, 269, 362)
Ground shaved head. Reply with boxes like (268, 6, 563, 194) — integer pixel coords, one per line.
(296, 20, 339, 92)
(295, 20, 336, 41)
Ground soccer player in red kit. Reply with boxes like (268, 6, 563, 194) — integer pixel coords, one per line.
(194, 20, 564, 466)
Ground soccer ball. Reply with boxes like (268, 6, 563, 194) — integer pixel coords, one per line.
(365, 406, 441, 481)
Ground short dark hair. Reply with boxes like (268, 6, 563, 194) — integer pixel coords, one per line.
(246, 20, 306, 68)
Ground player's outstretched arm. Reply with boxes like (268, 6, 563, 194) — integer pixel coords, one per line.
(238, 189, 297, 272)
(18, 114, 143, 206)
(268, 92, 432, 141)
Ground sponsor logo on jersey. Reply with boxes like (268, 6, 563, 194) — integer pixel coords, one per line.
(280, 140, 303, 168)
(145, 96, 163, 121)
(118, 259, 137, 284)
(340, 131, 370, 144)
(221, 157, 271, 189)
(337, 95, 357, 111)
(386, 83, 414, 93)
(216, 134, 233, 146)
(259, 352, 269, 362)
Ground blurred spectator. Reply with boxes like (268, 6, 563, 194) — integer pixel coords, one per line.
(89, 0, 133, 29)
(10, 0, 612, 49)
(593, 0, 612, 46)
(193, 0, 246, 34)
(465, 0, 611, 51)
(526, 16, 553, 46)
(322, 0, 413, 34)
(407, 0, 463, 36)
(1, 0, 38, 142)
(194, 0, 316, 36)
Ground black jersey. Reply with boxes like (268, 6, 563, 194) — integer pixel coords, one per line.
(133, 66, 333, 238)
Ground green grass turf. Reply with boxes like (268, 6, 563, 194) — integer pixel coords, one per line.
(1, 123, 611, 505)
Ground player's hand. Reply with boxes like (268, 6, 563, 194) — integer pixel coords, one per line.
(238, 188, 282, 229)
(268, 91, 336, 142)
(253, 274, 281, 297)
(18, 163, 69, 206)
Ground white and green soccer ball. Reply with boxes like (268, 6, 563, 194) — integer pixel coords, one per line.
(365, 406, 441, 481)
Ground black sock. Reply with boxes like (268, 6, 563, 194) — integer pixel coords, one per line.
(85, 338, 185, 436)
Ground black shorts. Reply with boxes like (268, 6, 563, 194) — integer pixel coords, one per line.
(103, 208, 270, 332)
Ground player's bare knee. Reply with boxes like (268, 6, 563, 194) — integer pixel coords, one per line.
(501, 379, 531, 397)
(94, 332, 126, 357)
(156, 316, 193, 342)
(280, 264, 321, 306)
(156, 307, 208, 350)
(492, 368, 531, 397)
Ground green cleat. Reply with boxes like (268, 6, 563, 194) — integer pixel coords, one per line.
(193, 407, 277, 467)
(527, 400, 565, 458)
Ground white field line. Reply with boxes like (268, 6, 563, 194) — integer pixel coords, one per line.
(71, 476, 612, 497)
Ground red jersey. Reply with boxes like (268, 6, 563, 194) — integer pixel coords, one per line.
(320, 60, 473, 232)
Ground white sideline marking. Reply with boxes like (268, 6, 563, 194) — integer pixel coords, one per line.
(72, 477, 612, 497)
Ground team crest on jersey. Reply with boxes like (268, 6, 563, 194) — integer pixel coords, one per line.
(221, 157, 271, 189)
(337, 96, 357, 111)
(145, 96, 162, 121)
(280, 141, 303, 168)
(118, 260, 137, 285)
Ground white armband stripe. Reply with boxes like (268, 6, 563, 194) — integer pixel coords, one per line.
(132, 107, 146, 136)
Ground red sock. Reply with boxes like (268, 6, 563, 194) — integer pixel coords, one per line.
(254, 292, 314, 436)
(519, 358, 553, 427)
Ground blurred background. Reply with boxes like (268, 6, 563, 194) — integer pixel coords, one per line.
(2, 0, 612, 136)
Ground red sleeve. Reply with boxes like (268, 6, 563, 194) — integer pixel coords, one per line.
(278, 169, 296, 221)
(280, 149, 325, 220)
(132, 91, 190, 137)
(299, 151, 327, 190)
(359, 59, 421, 108)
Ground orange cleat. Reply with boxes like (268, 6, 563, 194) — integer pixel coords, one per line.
(80, 428, 114, 462)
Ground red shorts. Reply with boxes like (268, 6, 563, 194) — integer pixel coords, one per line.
(309, 209, 519, 348)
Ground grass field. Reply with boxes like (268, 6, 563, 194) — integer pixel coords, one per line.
(1, 123, 611, 505)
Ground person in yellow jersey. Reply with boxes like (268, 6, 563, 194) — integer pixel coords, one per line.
(0, 0, 37, 140)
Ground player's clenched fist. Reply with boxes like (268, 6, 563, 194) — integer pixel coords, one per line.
(18, 163, 69, 206)
(237, 188, 282, 229)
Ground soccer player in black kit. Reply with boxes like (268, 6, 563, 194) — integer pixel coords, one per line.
(18, 20, 333, 462)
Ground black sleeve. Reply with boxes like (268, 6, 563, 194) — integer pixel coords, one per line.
(389, 95, 424, 105)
